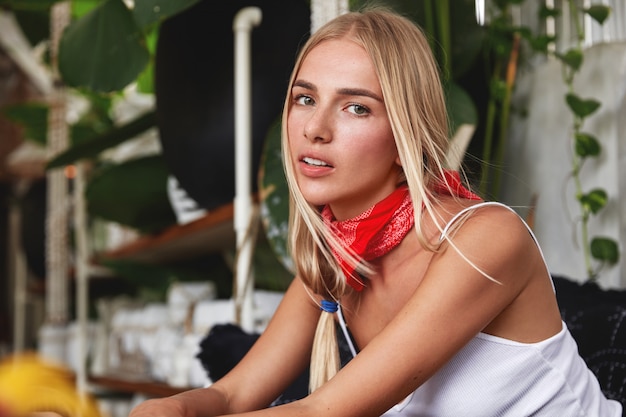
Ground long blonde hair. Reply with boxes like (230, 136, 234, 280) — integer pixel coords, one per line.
(281, 7, 453, 392)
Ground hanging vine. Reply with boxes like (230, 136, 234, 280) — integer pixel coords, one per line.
(541, 1, 619, 280)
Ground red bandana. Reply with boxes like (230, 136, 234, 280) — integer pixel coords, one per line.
(321, 170, 480, 291)
(432, 170, 482, 201)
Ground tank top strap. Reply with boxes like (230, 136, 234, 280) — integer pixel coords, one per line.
(338, 202, 554, 362)
(439, 201, 554, 292)
(438, 201, 508, 240)
(337, 304, 358, 358)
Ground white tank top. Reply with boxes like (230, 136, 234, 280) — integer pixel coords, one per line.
(337, 202, 623, 416)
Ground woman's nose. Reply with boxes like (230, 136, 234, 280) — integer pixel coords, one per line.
(303, 108, 332, 143)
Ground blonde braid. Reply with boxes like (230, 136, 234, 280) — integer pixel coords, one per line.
(309, 301, 340, 392)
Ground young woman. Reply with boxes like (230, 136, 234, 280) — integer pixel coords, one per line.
(129, 8, 621, 417)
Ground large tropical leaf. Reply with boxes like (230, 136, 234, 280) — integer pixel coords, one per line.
(3, 103, 49, 146)
(252, 232, 293, 291)
(4, 102, 108, 150)
(446, 82, 478, 135)
(58, 0, 149, 92)
(85, 155, 176, 233)
(131, 0, 201, 28)
(47, 110, 156, 168)
(258, 118, 293, 274)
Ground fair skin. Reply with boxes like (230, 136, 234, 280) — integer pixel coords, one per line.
(289, 38, 401, 220)
(129, 37, 563, 417)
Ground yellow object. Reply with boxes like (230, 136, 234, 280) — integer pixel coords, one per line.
(0, 353, 102, 417)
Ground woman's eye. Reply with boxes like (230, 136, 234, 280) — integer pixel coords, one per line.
(347, 104, 369, 115)
(295, 95, 314, 106)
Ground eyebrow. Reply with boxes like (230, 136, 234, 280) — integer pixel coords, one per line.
(293, 79, 384, 103)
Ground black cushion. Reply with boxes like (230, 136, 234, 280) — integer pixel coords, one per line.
(554, 275, 626, 410)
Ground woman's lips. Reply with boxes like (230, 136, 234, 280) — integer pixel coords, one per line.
(302, 156, 331, 167)
(299, 156, 334, 177)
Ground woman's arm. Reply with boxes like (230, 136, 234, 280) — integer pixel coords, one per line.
(132, 205, 550, 417)
(210, 205, 550, 417)
(129, 277, 321, 417)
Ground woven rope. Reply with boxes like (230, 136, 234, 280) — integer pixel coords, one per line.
(310, 0, 349, 33)
(45, 1, 71, 324)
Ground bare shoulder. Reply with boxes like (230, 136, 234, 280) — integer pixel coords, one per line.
(431, 199, 541, 287)
(434, 198, 528, 238)
(429, 198, 528, 241)
(458, 201, 531, 243)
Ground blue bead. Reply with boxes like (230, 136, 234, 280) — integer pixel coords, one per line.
(320, 299, 338, 313)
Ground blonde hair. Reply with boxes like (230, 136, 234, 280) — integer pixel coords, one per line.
(281, 7, 455, 392)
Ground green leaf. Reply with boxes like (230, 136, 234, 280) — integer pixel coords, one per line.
(85, 155, 176, 233)
(539, 5, 560, 19)
(144, 24, 160, 55)
(72, 89, 115, 133)
(71, 122, 102, 146)
(253, 233, 293, 292)
(578, 188, 608, 214)
(557, 49, 584, 71)
(131, 0, 201, 29)
(135, 27, 158, 93)
(3, 103, 49, 145)
(565, 94, 601, 118)
(445, 82, 478, 135)
(489, 79, 508, 102)
(574, 132, 601, 157)
(136, 59, 155, 94)
(71, 0, 102, 18)
(58, 0, 149, 92)
(258, 118, 294, 274)
(47, 110, 157, 168)
(2, 101, 115, 149)
(527, 34, 555, 53)
(585, 5, 611, 25)
(517, 27, 532, 39)
(487, 21, 516, 60)
(590, 237, 619, 264)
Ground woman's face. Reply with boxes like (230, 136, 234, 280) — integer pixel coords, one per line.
(287, 38, 402, 220)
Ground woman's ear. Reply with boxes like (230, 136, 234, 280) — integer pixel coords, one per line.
(395, 155, 406, 183)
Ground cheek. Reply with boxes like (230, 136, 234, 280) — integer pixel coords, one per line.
(286, 109, 303, 135)
(358, 127, 397, 161)
(285, 116, 300, 153)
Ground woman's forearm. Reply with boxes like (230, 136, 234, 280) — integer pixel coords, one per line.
(129, 386, 230, 417)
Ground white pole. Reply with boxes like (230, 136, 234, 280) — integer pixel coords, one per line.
(233, 7, 262, 332)
(475, 0, 485, 26)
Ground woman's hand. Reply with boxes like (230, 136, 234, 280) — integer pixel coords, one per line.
(129, 396, 189, 417)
